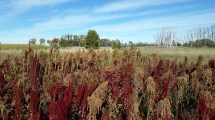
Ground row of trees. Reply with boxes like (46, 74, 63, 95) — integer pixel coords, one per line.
(28, 25, 215, 49)
(59, 30, 138, 49)
(155, 25, 215, 47)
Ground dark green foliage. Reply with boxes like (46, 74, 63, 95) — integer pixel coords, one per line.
(128, 41, 136, 50)
(112, 39, 122, 49)
(29, 38, 36, 44)
(59, 38, 69, 47)
(183, 39, 215, 47)
(85, 30, 100, 49)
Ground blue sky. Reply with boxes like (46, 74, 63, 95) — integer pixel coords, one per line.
(0, 0, 215, 44)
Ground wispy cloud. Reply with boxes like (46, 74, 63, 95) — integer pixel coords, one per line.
(9, 5, 189, 36)
(91, 11, 215, 42)
(0, 0, 72, 23)
(94, 0, 192, 14)
(10, 0, 70, 10)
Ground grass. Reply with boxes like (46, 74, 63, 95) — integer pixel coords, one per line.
(0, 44, 48, 63)
(138, 47, 215, 63)
(0, 45, 215, 64)
(0, 44, 48, 50)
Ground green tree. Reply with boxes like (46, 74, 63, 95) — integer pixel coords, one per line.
(40, 38, 45, 45)
(128, 41, 136, 50)
(30, 38, 36, 44)
(112, 39, 122, 49)
(59, 38, 68, 47)
(85, 30, 100, 49)
(47, 40, 53, 46)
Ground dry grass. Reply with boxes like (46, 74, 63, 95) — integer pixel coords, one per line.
(1, 46, 215, 64)
(138, 47, 215, 63)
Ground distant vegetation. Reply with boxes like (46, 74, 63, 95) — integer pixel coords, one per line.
(0, 25, 215, 51)
(155, 25, 215, 48)
(0, 44, 48, 50)
(2, 25, 211, 50)
(183, 39, 215, 47)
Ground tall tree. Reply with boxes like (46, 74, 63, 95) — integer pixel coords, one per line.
(155, 27, 177, 47)
(85, 30, 100, 49)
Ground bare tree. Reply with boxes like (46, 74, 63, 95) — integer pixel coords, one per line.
(154, 27, 177, 47)
(210, 25, 215, 42)
(186, 25, 215, 41)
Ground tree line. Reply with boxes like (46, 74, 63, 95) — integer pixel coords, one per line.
(155, 25, 215, 47)
(28, 25, 215, 49)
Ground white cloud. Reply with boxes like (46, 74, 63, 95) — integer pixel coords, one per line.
(91, 11, 215, 42)
(0, 0, 73, 23)
(10, 0, 70, 10)
(94, 0, 192, 14)
(7, 7, 181, 36)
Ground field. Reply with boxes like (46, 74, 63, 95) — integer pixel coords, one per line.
(0, 45, 215, 119)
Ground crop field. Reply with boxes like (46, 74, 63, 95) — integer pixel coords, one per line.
(0, 46, 215, 120)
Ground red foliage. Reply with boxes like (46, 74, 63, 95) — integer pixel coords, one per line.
(53, 38, 59, 44)
(175, 109, 179, 120)
(154, 108, 157, 120)
(81, 85, 91, 118)
(48, 84, 65, 100)
(170, 61, 178, 75)
(182, 108, 186, 120)
(0, 74, 3, 91)
(207, 108, 215, 119)
(122, 84, 133, 101)
(13, 85, 23, 119)
(63, 86, 73, 107)
(163, 79, 170, 98)
(2, 60, 10, 74)
(153, 60, 166, 79)
(29, 54, 41, 120)
(113, 86, 120, 101)
(198, 96, 215, 119)
(73, 82, 92, 118)
(198, 97, 207, 118)
(73, 82, 86, 107)
(48, 98, 67, 120)
(30, 89, 40, 120)
(48, 85, 73, 120)
(208, 59, 214, 68)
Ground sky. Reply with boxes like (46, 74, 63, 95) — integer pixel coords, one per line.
(0, 0, 215, 44)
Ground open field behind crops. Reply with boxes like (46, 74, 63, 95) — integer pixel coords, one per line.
(61, 47, 215, 62)
(1, 45, 215, 64)
(0, 44, 48, 50)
